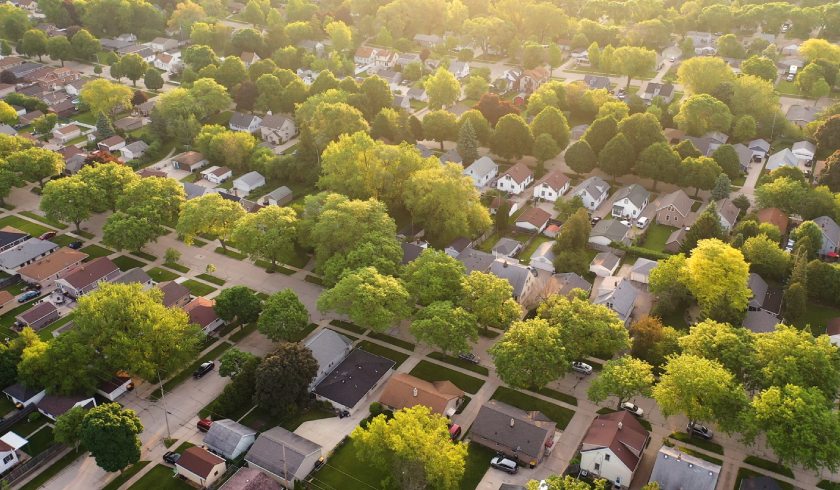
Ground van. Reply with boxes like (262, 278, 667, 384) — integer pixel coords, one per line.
(789, 65, 798, 75)
(490, 456, 518, 474)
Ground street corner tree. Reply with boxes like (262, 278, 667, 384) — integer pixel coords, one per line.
(490, 113, 533, 160)
(489, 318, 568, 389)
(77, 162, 139, 212)
(684, 239, 751, 324)
(317, 267, 411, 332)
(40, 176, 100, 233)
(7, 147, 64, 187)
(410, 300, 478, 355)
(258, 289, 310, 342)
(102, 211, 160, 252)
(587, 356, 654, 409)
(537, 293, 630, 361)
(80, 403, 144, 473)
(459, 271, 521, 333)
(401, 248, 466, 305)
(176, 192, 246, 251)
(254, 342, 318, 415)
(214, 286, 262, 325)
(231, 205, 298, 270)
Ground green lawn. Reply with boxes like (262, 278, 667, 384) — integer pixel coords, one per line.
(196, 273, 226, 286)
(19, 450, 86, 490)
(775, 80, 806, 97)
(230, 322, 258, 342)
(288, 323, 318, 343)
(460, 443, 495, 490)
(38, 313, 75, 340)
(171, 441, 195, 454)
(79, 244, 115, 261)
(744, 455, 795, 478)
(25, 426, 55, 456)
(151, 342, 232, 400)
(735, 467, 793, 490)
(818, 480, 840, 490)
(309, 438, 395, 490)
(329, 320, 367, 335)
(668, 431, 724, 454)
(535, 386, 578, 407)
(409, 360, 485, 394)
(491, 386, 575, 429)
(677, 446, 723, 465)
(103, 461, 150, 490)
(127, 464, 192, 490)
(147, 267, 179, 282)
(640, 224, 676, 253)
(112, 255, 147, 271)
(131, 251, 157, 261)
(520, 236, 551, 265)
(182, 279, 217, 297)
(305, 275, 324, 286)
(791, 302, 840, 335)
(0, 396, 15, 416)
(367, 332, 415, 351)
(239, 404, 334, 433)
(358, 341, 410, 367)
(0, 295, 48, 337)
(9, 413, 49, 439)
(51, 235, 81, 247)
(0, 215, 53, 236)
(427, 352, 490, 375)
(214, 247, 247, 260)
(162, 262, 190, 273)
(19, 211, 68, 230)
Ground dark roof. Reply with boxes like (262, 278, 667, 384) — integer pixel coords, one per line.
(17, 302, 57, 324)
(245, 427, 321, 480)
(401, 242, 424, 264)
(61, 257, 119, 289)
(157, 281, 190, 307)
(220, 468, 282, 490)
(739, 475, 783, 490)
(447, 237, 471, 254)
(37, 393, 94, 418)
(97, 375, 131, 394)
(177, 446, 225, 478)
(314, 348, 395, 409)
(3, 382, 43, 402)
(0, 229, 28, 248)
(470, 400, 556, 460)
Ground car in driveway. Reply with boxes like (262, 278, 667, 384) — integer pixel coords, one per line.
(621, 402, 644, 417)
(490, 456, 518, 474)
(17, 291, 39, 303)
(68, 241, 84, 249)
(458, 352, 480, 364)
(636, 216, 650, 229)
(163, 451, 180, 464)
(193, 361, 214, 379)
(687, 422, 714, 440)
(571, 361, 593, 375)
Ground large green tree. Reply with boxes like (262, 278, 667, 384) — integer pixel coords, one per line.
(40, 177, 99, 232)
(257, 289, 309, 342)
(565, 140, 597, 175)
(102, 212, 160, 252)
(490, 114, 533, 160)
(613, 46, 657, 88)
(537, 293, 630, 361)
(80, 403, 144, 473)
(677, 57, 735, 94)
(530, 107, 570, 151)
(674, 94, 733, 136)
(214, 286, 262, 325)
(459, 271, 521, 333)
(80, 79, 133, 117)
(231, 206, 298, 270)
(77, 162, 139, 212)
(410, 301, 478, 355)
(401, 249, 465, 305)
(254, 343, 318, 415)
(588, 356, 654, 409)
(489, 318, 568, 389)
(684, 239, 751, 324)
(7, 147, 64, 186)
(678, 320, 757, 387)
(635, 142, 680, 189)
(317, 267, 411, 332)
(598, 133, 635, 181)
(424, 67, 461, 109)
(176, 193, 246, 252)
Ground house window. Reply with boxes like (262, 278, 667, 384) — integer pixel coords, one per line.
(3, 454, 13, 464)
(594, 463, 600, 471)
(604, 454, 610, 461)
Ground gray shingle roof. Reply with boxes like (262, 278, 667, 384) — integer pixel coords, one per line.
(765, 148, 799, 171)
(456, 246, 495, 273)
(649, 445, 721, 490)
(0, 239, 58, 270)
(204, 419, 257, 459)
(814, 216, 840, 247)
(314, 348, 395, 409)
(113, 267, 152, 285)
(304, 328, 353, 384)
(656, 190, 692, 216)
(613, 184, 650, 210)
(489, 258, 535, 298)
(590, 219, 630, 243)
(470, 400, 556, 460)
(492, 238, 522, 257)
(234, 171, 265, 188)
(593, 277, 638, 323)
(229, 112, 260, 128)
(574, 176, 609, 201)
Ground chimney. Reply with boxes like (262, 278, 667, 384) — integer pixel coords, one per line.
(412, 387, 418, 397)
(510, 418, 515, 428)
(617, 421, 623, 430)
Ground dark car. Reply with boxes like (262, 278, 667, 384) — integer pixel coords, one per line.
(193, 361, 214, 379)
(590, 216, 602, 226)
(458, 352, 480, 364)
(163, 451, 180, 464)
(68, 241, 84, 249)
(17, 291, 39, 303)
(38, 231, 57, 241)
(687, 422, 714, 440)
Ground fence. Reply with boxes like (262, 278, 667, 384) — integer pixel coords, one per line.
(0, 443, 69, 488)
(0, 404, 35, 435)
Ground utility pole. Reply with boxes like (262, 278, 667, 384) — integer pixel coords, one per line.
(157, 370, 172, 440)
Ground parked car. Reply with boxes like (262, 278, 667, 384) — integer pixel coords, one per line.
(448, 423, 462, 441)
(621, 402, 644, 417)
(590, 216, 602, 226)
(197, 418, 213, 432)
(193, 361, 215, 379)
(163, 451, 180, 464)
(17, 291, 38, 303)
(38, 231, 57, 241)
(636, 217, 650, 229)
(571, 361, 593, 375)
(687, 422, 714, 440)
(786, 73, 795, 82)
(785, 238, 795, 252)
(490, 456, 518, 474)
(24, 283, 41, 292)
(620, 219, 631, 227)
(458, 352, 481, 364)
(68, 241, 83, 249)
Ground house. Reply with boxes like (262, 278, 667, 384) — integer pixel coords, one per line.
(791, 141, 816, 161)
(375, 69, 402, 88)
(392, 95, 411, 111)
(262, 186, 293, 206)
(379, 373, 464, 416)
(572, 176, 610, 211)
(183, 182, 208, 200)
(149, 37, 179, 52)
(201, 166, 233, 184)
(156, 281, 191, 308)
(16, 302, 59, 331)
(448, 61, 470, 79)
(414, 34, 444, 48)
(114, 116, 144, 132)
(0, 124, 16, 136)
(748, 139, 771, 160)
(97, 135, 125, 152)
(463, 156, 499, 187)
(630, 258, 658, 284)
(415, 143, 434, 158)
(233, 171, 266, 195)
(48, 100, 77, 118)
(171, 151, 209, 172)
(756, 208, 788, 234)
(583, 75, 611, 90)
(730, 143, 755, 172)
(593, 276, 639, 326)
(61, 146, 88, 175)
(153, 52, 182, 72)
(517, 67, 550, 93)
(589, 220, 631, 247)
(686, 31, 713, 47)
(611, 184, 650, 219)
(176, 447, 227, 488)
(407, 87, 428, 102)
(641, 82, 675, 103)
(489, 258, 538, 304)
(3, 383, 45, 408)
(0, 228, 28, 253)
(533, 172, 570, 202)
(529, 241, 556, 273)
(135, 98, 157, 116)
(457, 247, 497, 273)
(664, 227, 687, 254)
(445, 237, 472, 258)
(401, 241, 426, 265)
(245, 427, 322, 487)
(814, 216, 840, 257)
(51, 124, 81, 143)
(113, 268, 153, 289)
(489, 197, 519, 216)
(580, 411, 650, 489)
(260, 114, 297, 145)
(826, 318, 840, 347)
(470, 400, 557, 467)
(354, 46, 376, 65)
(739, 475, 784, 490)
(96, 375, 133, 401)
(747, 272, 782, 316)
(219, 468, 282, 490)
(395, 52, 421, 67)
(184, 297, 224, 334)
(552, 272, 592, 297)
(786, 105, 817, 127)
(304, 328, 354, 388)
(121, 140, 149, 161)
(655, 189, 693, 228)
(648, 445, 721, 490)
(204, 419, 257, 460)
(492, 238, 523, 258)
(229, 112, 263, 133)
(240, 51, 260, 68)
(373, 49, 398, 69)
(0, 239, 59, 273)
(55, 257, 120, 298)
(18, 110, 44, 127)
(0, 432, 27, 474)
(515, 207, 551, 233)
(765, 148, 800, 171)
(439, 148, 462, 165)
(590, 252, 620, 277)
(712, 198, 740, 231)
(37, 393, 96, 421)
(314, 348, 395, 412)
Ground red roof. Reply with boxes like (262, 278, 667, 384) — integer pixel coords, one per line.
(184, 297, 219, 328)
(61, 257, 119, 290)
(516, 207, 551, 228)
(536, 171, 570, 192)
(827, 318, 840, 337)
(501, 162, 533, 185)
(582, 411, 649, 472)
(177, 446, 224, 478)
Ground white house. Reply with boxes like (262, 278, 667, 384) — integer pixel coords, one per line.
(176, 447, 226, 488)
(184, 297, 225, 334)
(96, 375, 133, 402)
(3, 383, 45, 408)
(589, 220, 631, 247)
(229, 112, 263, 133)
(791, 141, 816, 161)
(748, 139, 771, 160)
(148, 37, 179, 52)
(765, 148, 800, 171)
(245, 427, 323, 487)
(262, 186, 293, 206)
(573, 176, 610, 211)
(463, 156, 498, 187)
(52, 124, 81, 143)
(611, 184, 650, 219)
(171, 151, 208, 172)
(496, 162, 533, 195)
(529, 241, 555, 273)
(590, 252, 620, 277)
(0, 432, 27, 474)
(515, 207, 551, 233)
(37, 393, 97, 421)
(260, 113, 297, 146)
(201, 166, 233, 184)
(233, 171, 266, 195)
(533, 171, 570, 202)
(121, 140, 149, 161)
(153, 52, 182, 72)
(98, 135, 126, 152)
(814, 215, 840, 257)
(204, 419, 257, 460)
(373, 49, 398, 68)
(448, 61, 470, 79)
(354, 46, 376, 65)
(580, 411, 650, 489)
(649, 445, 721, 490)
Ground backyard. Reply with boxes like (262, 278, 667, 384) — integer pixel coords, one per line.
(791, 302, 840, 335)
(639, 223, 677, 253)
(127, 464, 192, 490)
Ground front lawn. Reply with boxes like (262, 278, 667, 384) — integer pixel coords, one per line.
(640, 224, 676, 253)
(151, 342, 232, 400)
(19, 211, 68, 230)
(367, 332, 415, 351)
(409, 360, 485, 394)
(427, 352, 490, 375)
(668, 431, 724, 454)
(521, 236, 551, 264)
(358, 341, 410, 367)
(196, 273, 226, 286)
(25, 427, 55, 456)
(162, 262, 190, 273)
(112, 255, 146, 271)
(127, 464, 192, 490)
(460, 443, 495, 490)
(51, 235, 81, 247)
(491, 386, 574, 429)
(309, 438, 394, 490)
(229, 322, 258, 342)
(79, 244, 115, 261)
(239, 404, 334, 433)
(38, 313, 75, 340)
(181, 279, 217, 297)
(0, 215, 53, 236)
(19, 450, 86, 490)
(103, 461, 151, 490)
(744, 455, 794, 478)
(147, 267, 179, 282)
(791, 302, 840, 335)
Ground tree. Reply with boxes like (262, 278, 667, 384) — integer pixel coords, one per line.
(819, 150, 840, 192)
(685, 239, 751, 323)
(46, 35, 71, 66)
(618, 113, 664, 153)
(218, 348, 258, 378)
(741, 235, 789, 280)
(102, 212, 159, 252)
(741, 56, 778, 82)
(816, 116, 840, 156)
(78, 162, 138, 212)
(489, 318, 568, 389)
(533, 133, 559, 168)
(491, 114, 533, 160)
(464, 75, 488, 100)
(352, 406, 467, 490)
(258, 289, 309, 341)
(635, 142, 680, 189)
(143, 68, 163, 90)
(783, 281, 807, 321)
(422, 110, 458, 150)
(754, 324, 840, 399)
(71, 29, 100, 60)
(474, 93, 520, 126)
(537, 293, 630, 361)
(528, 476, 608, 490)
(216, 56, 246, 90)
(309, 102, 370, 152)
(214, 286, 262, 325)
(254, 343, 318, 415)
(177, 193, 246, 252)
(613, 46, 656, 89)
(711, 144, 742, 180)
(457, 119, 479, 166)
(711, 174, 731, 201)
(20, 29, 47, 60)
(31, 113, 57, 134)
(325, 20, 352, 52)
(411, 301, 478, 355)
(681, 156, 723, 197)
(116, 53, 147, 86)
(54, 406, 87, 451)
(424, 67, 460, 109)
(582, 116, 618, 154)
(732, 115, 757, 143)
(652, 354, 747, 431)
(675, 94, 733, 136)
(530, 107, 570, 151)
(793, 220, 823, 260)
(459, 271, 521, 333)
(359, 76, 393, 120)
(40, 177, 97, 232)
(231, 206, 298, 270)
(565, 140, 597, 175)
(401, 249, 465, 305)
(677, 57, 735, 94)
(117, 176, 185, 228)
(317, 267, 411, 332)
(588, 356, 654, 408)
(629, 316, 681, 370)
(679, 319, 757, 386)
(598, 133, 635, 181)
(95, 112, 115, 139)
(80, 403, 143, 473)
(80, 79, 133, 116)
(7, 147, 64, 186)
(0, 166, 19, 206)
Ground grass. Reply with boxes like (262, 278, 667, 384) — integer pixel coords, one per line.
(0, 295, 47, 337)
(534, 387, 578, 407)
(19, 211, 68, 230)
(19, 450, 86, 490)
(367, 332, 415, 351)
(358, 340, 410, 367)
(196, 273, 226, 286)
(0, 215, 52, 236)
(79, 244, 114, 260)
(214, 247, 247, 260)
(460, 443, 496, 490)
(112, 255, 146, 271)
(744, 455, 795, 478)
(161, 262, 190, 273)
(151, 342, 232, 400)
(818, 481, 840, 490)
(147, 267, 179, 283)
(409, 360, 485, 394)
(51, 235, 81, 247)
(171, 441, 195, 454)
(288, 323, 318, 342)
(239, 404, 334, 433)
(254, 259, 296, 275)
(491, 386, 575, 429)
(229, 322, 258, 342)
(131, 251, 157, 261)
(103, 461, 151, 490)
(305, 275, 324, 286)
(520, 236, 551, 264)
(0, 396, 15, 416)
(127, 464, 192, 490)
(309, 438, 393, 490)
(182, 279, 217, 297)
(676, 446, 723, 466)
(775, 80, 806, 97)
(640, 223, 676, 253)
(25, 426, 55, 456)
(38, 313, 75, 340)
(427, 352, 489, 375)
(735, 468, 793, 490)
(790, 302, 840, 335)
(329, 319, 367, 335)
(668, 432, 724, 454)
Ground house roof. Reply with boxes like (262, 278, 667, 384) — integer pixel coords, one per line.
(649, 445, 721, 490)
(463, 156, 498, 180)
(184, 297, 219, 328)
(743, 310, 780, 333)
(234, 171, 265, 188)
(814, 215, 840, 246)
(667, 227, 687, 246)
(590, 219, 630, 243)
(177, 446, 225, 478)
(552, 272, 591, 296)
(156, 281, 191, 307)
(591, 252, 620, 272)
(536, 171, 569, 192)
(492, 238, 522, 256)
(314, 348, 395, 408)
(785, 104, 816, 124)
(447, 237, 471, 254)
(174, 151, 206, 166)
(531, 241, 555, 263)
(731, 143, 754, 167)
(379, 373, 464, 414)
(123, 140, 149, 154)
(748, 139, 771, 152)
(260, 114, 293, 130)
(574, 176, 609, 200)
(204, 419, 257, 457)
(60, 257, 118, 290)
(0, 228, 27, 248)
(456, 247, 495, 273)
(791, 140, 816, 155)
(230, 112, 261, 128)
(593, 277, 638, 321)
(439, 148, 462, 164)
(582, 411, 649, 472)
(219, 467, 282, 490)
(37, 393, 94, 418)
(656, 189, 692, 216)
(748, 273, 768, 309)
(756, 208, 788, 234)
(3, 383, 44, 403)
(765, 148, 799, 171)
(183, 182, 207, 200)
(245, 427, 321, 480)
(264, 186, 292, 201)
(17, 247, 86, 281)
(516, 207, 551, 228)
(500, 162, 532, 185)
(631, 258, 658, 277)
(97, 374, 131, 395)
(99, 135, 125, 147)
(304, 328, 353, 382)
(203, 166, 232, 178)
(0, 239, 59, 270)
(489, 258, 535, 298)
(470, 400, 556, 460)
(0, 432, 27, 451)
(54, 124, 79, 135)
(583, 75, 611, 89)
(17, 302, 57, 324)
(739, 476, 783, 490)
(113, 267, 152, 286)
(613, 184, 650, 210)
(715, 198, 740, 226)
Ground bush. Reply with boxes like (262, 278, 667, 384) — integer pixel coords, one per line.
(28, 412, 42, 423)
(369, 402, 383, 416)
(611, 241, 670, 260)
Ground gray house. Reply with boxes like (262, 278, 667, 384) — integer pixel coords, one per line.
(593, 277, 639, 326)
(649, 445, 721, 490)
(204, 419, 257, 460)
(814, 216, 840, 257)
(304, 328, 353, 388)
(489, 258, 538, 304)
(470, 400, 557, 466)
(245, 428, 321, 487)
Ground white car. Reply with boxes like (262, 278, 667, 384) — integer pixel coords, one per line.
(620, 219, 631, 227)
(571, 361, 593, 375)
(490, 456, 518, 474)
(636, 217, 650, 229)
(621, 401, 644, 417)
